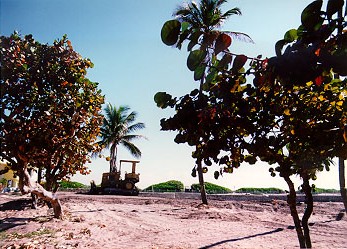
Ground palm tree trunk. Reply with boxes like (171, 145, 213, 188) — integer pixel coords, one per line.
(110, 144, 118, 172)
(197, 158, 208, 205)
(339, 157, 347, 214)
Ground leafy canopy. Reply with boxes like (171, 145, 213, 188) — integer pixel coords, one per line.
(0, 33, 104, 189)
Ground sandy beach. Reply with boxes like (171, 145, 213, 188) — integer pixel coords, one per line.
(1, 192, 346, 249)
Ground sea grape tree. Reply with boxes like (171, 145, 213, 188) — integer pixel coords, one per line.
(0, 33, 104, 218)
(156, 0, 346, 248)
(156, 0, 253, 204)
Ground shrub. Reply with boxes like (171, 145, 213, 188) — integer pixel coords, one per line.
(236, 187, 284, 194)
(191, 182, 232, 194)
(143, 180, 184, 192)
(59, 180, 87, 189)
(312, 187, 339, 194)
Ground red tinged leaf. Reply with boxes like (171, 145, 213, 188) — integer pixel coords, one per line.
(314, 75, 324, 86)
(232, 54, 248, 72)
(67, 40, 73, 49)
(214, 33, 232, 55)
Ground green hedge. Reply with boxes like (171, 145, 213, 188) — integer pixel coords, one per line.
(312, 188, 339, 194)
(236, 187, 284, 194)
(191, 182, 232, 194)
(143, 180, 184, 192)
(59, 180, 87, 189)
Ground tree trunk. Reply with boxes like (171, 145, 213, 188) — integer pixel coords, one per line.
(37, 167, 42, 184)
(284, 175, 306, 248)
(301, 173, 313, 248)
(337, 4, 347, 214)
(19, 166, 63, 219)
(110, 144, 118, 172)
(339, 157, 347, 214)
(197, 158, 208, 205)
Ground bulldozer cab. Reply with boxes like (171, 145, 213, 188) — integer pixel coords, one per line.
(120, 160, 140, 183)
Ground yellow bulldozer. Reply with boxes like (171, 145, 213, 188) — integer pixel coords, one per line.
(90, 160, 140, 195)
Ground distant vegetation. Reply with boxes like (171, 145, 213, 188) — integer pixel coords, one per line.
(59, 181, 87, 189)
(143, 180, 184, 192)
(236, 187, 284, 194)
(312, 188, 339, 194)
(191, 182, 232, 194)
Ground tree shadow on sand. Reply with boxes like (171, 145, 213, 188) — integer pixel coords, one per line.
(0, 198, 54, 232)
(199, 228, 284, 249)
(0, 217, 32, 232)
(0, 198, 32, 211)
(0, 199, 33, 232)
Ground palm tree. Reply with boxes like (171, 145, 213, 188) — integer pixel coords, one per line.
(173, 0, 253, 49)
(99, 103, 145, 173)
(172, 0, 251, 205)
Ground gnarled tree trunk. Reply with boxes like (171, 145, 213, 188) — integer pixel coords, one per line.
(283, 174, 306, 248)
(18, 162, 63, 219)
(301, 173, 313, 248)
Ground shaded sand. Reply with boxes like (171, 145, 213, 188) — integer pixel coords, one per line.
(1, 192, 346, 249)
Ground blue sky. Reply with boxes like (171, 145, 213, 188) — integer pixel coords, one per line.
(1, 0, 343, 190)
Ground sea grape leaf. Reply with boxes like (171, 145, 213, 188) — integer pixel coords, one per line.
(326, 0, 344, 19)
(284, 29, 298, 43)
(161, 20, 181, 46)
(275, 39, 287, 56)
(187, 49, 207, 71)
(214, 33, 232, 55)
(232, 54, 248, 72)
(154, 92, 174, 109)
(301, 0, 323, 30)
(194, 64, 206, 81)
(187, 30, 202, 51)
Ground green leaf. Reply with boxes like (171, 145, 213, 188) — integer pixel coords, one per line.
(181, 22, 190, 32)
(205, 68, 217, 84)
(194, 64, 206, 81)
(217, 53, 233, 69)
(284, 29, 298, 43)
(244, 155, 257, 165)
(154, 92, 174, 109)
(327, 0, 344, 18)
(232, 54, 248, 72)
(275, 39, 286, 56)
(214, 171, 220, 180)
(296, 25, 306, 39)
(187, 50, 207, 71)
(187, 30, 202, 51)
(301, 0, 323, 30)
(161, 20, 181, 46)
(214, 33, 232, 55)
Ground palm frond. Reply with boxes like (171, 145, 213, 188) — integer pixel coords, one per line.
(223, 8, 242, 18)
(98, 103, 145, 161)
(225, 31, 254, 44)
(127, 122, 146, 133)
(121, 140, 142, 158)
(123, 134, 147, 142)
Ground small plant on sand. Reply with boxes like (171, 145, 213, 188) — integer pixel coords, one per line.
(1, 227, 56, 240)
